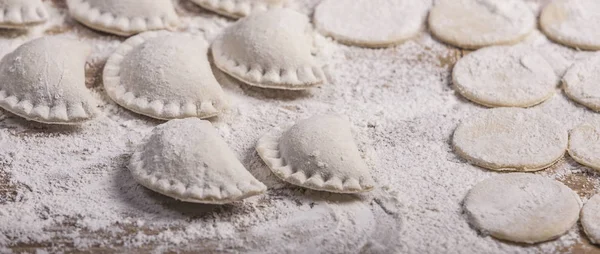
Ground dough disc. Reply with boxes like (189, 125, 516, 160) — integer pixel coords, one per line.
(453, 46, 558, 108)
(464, 173, 581, 244)
(313, 0, 430, 48)
(581, 194, 600, 244)
(563, 54, 600, 111)
(453, 108, 568, 171)
(540, 0, 600, 51)
(428, 0, 535, 49)
(568, 118, 600, 171)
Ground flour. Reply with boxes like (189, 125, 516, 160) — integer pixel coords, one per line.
(0, 0, 597, 253)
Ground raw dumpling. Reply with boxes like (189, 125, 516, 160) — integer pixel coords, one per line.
(256, 115, 375, 193)
(212, 8, 325, 90)
(563, 53, 600, 111)
(190, 0, 290, 19)
(0, 0, 48, 28)
(104, 31, 228, 120)
(428, 0, 535, 49)
(67, 0, 179, 36)
(0, 37, 100, 124)
(464, 173, 581, 244)
(581, 194, 600, 244)
(540, 0, 600, 51)
(313, 0, 430, 48)
(129, 118, 267, 204)
(568, 118, 600, 172)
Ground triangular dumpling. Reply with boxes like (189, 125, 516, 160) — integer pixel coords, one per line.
(129, 118, 267, 204)
(0, 37, 100, 124)
(0, 0, 48, 28)
(212, 8, 325, 90)
(66, 0, 179, 36)
(104, 31, 228, 120)
(191, 0, 291, 19)
(256, 115, 375, 193)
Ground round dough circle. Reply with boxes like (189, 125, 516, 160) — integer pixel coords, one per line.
(563, 54, 600, 111)
(581, 194, 600, 244)
(568, 119, 600, 171)
(540, 0, 600, 51)
(453, 46, 558, 108)
(464, 173, 581, 244)
(453, 108, 568, 171)
(428, 0, 535, 49)
(313, 0, 430, 48)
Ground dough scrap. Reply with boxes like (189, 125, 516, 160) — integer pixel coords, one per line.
(568, 118, 600, 172)
(129, 118, 267, 204)
(212, 8, 325, 90)
(464, 173, 581, 244)
(453, 108, 568, 171)
(256, 115, 375, 193)
(581, 194, 600, 244)
(563, 53, 600, 111)
(453, 46, 558, 108)
(0, 37, 100, 124)
(540, 0, 600, 51)
(428, 0, 535, 49)
(0, 0, 48, 28)
(103, 31, 228, 120)
(313, 0, 430, 48)
(66, 0, 179, 36)
(190, 0, 291, 19)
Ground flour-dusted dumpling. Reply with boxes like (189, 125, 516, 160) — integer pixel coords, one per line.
(0, 37, 100, 124)
(428, 0, 535, 49)
(190, 0, 291, 19)
(212, 9, 325, 90)
(563, 53, 600, 111)
(313, 0, 430, 48)
(568, 119, 600, 171)
(0, 0, 48, 28)
(464, 173, 581, 244)
(256, 115, 375, 193)
(67, 0, 179, 36)
(453, 46, 558, 108)
(540, 0, 600, 51)
(453, 108, 568, 171)
(104, 31, 228, 120)
(581, 194, 600, 244)
(130, 118, 267, 204)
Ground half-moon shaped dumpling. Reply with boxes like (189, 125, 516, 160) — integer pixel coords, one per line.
(66, 0, 179, 36)
(104, 31, 228, 120)
(191, 0, 291, 19)
(129, 118, 267, 204)
(0, 0, 48, 28)
(0, 37, 100, 124)
(212, 8, 325, 90)
(256, 115, 375, 193)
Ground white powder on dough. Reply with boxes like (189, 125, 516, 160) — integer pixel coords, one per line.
(0, 0, 597, 253)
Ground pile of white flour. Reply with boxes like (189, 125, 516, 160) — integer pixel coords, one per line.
(0, 0, 599, 253)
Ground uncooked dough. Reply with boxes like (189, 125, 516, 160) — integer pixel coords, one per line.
(568, 118, 600, 172)
(67, 0, 179, 36)
(0, 0, 48, 28)
(313, 0, 430, 48)
(563, 53, 600, 111)
(0, 37, 100, 124)
(464, 173, 581, 244)
(256, 115, 375, 193)
(428, 0, 535, 49)
(581, 194, 600, 244)
(453, 107, 568, 171)
(103, 31, 228, 120)
(129, 118, 267, 204)
(453, 46, 558, 108)
(212, 9, 325, 90)
(190, 0, 290, 19)
(540, 0, 600, 51)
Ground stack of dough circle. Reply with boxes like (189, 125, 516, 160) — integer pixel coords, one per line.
(540, 0, 600, 51)
(563, 54, 600, 111)
(464, 173, 581, 244)
(568, 119, 600, 171)
(581, 194, 600, 244)
(453, 108, 568, 171)
(428, 0, 535, 49)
